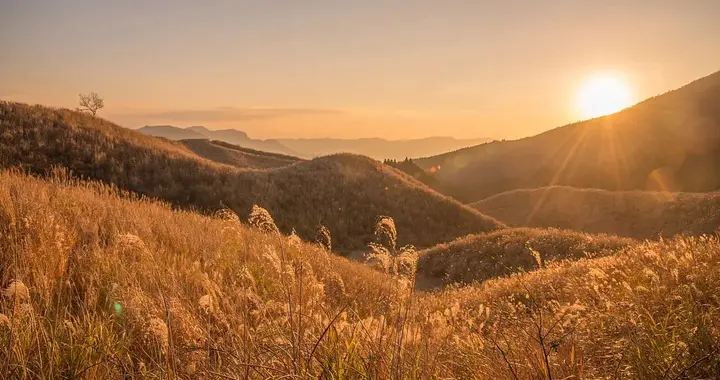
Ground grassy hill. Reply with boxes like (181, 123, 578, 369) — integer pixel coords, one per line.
(472, 186, 720, 239)
(180, 139, 302, 169)
(417, 70, 720, 202)
(416, 228, 635, 289)
(0, 101, 502, 251)
(1, 169, 718, 378)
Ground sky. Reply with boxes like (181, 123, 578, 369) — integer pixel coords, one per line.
(2, 0, 720, 140)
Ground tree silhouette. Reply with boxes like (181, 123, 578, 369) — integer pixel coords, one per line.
(77, 92, 104, 116)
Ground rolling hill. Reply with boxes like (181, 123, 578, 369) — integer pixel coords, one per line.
(472, 186, 720, 239)
(180, 139, 302, 169)
(417, 70, 720, 202)
(416, 228, 635, 289)
(0, 101, 503, 251)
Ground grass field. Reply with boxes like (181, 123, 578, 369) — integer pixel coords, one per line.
(1, 169, 718, 378)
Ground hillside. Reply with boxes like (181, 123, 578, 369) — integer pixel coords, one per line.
(383, 158, 440, 188)
(473, 186, 720, 239)
(417, 70, 720, 202)
(0, 101, 502, 251)
(416, 228, 635, 289)
(1, 169, 718, 378)
(180, 139, 302, 169)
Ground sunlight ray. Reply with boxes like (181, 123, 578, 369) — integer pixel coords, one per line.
(525, 125, 593, 225)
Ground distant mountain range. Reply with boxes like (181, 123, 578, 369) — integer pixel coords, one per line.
(274, 136, 491, 160)
(138, 125, 299, 156)
(137, 125, 490, 160)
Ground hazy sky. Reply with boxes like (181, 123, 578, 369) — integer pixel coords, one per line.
(2, 0, 719, 139)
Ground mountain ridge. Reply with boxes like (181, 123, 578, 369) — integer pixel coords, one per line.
(416, 69, 720, 202)
(137, 124, 490, 160)
(138, 125, 298, 156)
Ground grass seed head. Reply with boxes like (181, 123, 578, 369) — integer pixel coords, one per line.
(248, 205, 280, 234)
(315, 224, 332, 251)
(145, 317, 169, 353)
(4, 280, 30, 302)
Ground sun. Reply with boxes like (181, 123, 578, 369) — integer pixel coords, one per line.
(577, 73, 634, 119)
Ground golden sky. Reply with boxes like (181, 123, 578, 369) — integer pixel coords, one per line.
(2, 1, 719, 139)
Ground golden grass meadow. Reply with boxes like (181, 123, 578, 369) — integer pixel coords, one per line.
(2, 42, 720, 380)
(1, 164, 719, 378)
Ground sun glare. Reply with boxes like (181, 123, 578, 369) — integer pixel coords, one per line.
(577, 73, 633, 119)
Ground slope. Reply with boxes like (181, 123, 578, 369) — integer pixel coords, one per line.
(383, 158, 440, 188)
(417, 70, 720, 202)
(0, 101, 503, 251)
(180, 139, 302, 169)
(1, 169, 718, 378)
(0, 169, 395, 378)
(472, 186, 720, 239)
(416, 227, 635, 290)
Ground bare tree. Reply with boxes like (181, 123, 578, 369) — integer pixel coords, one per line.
(77, 92, 104, 116)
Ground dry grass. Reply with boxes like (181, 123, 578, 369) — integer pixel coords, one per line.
(0, 169, 392, 378)
(419, 235, 720, 379)
(472, 186, 720, 239)
(0, 101, 502, 252)
(1, 169, 719, 378)
(416, 228, 635, 290)
(180, 139, 302, 169)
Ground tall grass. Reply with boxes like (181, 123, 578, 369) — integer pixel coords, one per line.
(1, 169, 718, 378)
